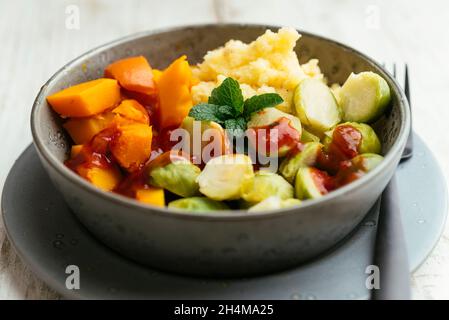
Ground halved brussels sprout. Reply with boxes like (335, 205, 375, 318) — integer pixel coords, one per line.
(295, 167, 333, 200)
(323, 122, 381, 155)
(241, 171, 293, 204)
(335, 153, 384, 186)
(279, 142, 323, 183)
(197, 154, 255, 200)
(248, 196, 301, 212)
(180, 116, 229, 164)
(351, 153, 384, 172)
(294, 78, 341, 133)
(340, 71, 391, 123)
(148, 155, 201, 197)
(168, 197, 229, 212)
(301, 129, 320, 143)
(247, 108, 302, 157)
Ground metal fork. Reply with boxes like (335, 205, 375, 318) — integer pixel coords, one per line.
(372, 63, 413, 300)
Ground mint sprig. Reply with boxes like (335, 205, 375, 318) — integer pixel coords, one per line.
(188, 77, 283, 132)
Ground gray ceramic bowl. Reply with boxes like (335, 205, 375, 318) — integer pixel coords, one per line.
(31, 24, 410, 277)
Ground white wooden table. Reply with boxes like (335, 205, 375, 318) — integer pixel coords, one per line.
(1, 0, 448, 299)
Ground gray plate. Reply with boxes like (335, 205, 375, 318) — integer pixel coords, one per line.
(1, 134, 447, 299)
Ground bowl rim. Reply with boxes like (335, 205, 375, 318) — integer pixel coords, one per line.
(31, 23, 411, 221)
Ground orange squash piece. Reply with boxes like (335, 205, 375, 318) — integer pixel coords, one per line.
(135, 187, 165, 207)
(105, 56, 156, 94)
(112, 99, 149, 125)
(152, 69, 163, 83)
(63, 112, 115, 144)
(47, 78, 121, 117)
(70, 145, 83, 158)
(110, 123, 153, 171)
(156, 55, 194, 129)
(77, 166, 122, 191)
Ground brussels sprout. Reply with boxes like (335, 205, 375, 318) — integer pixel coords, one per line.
(241, 171, 294, 204)
(168, 197, 229, 212)
(149, 158, 201, 197)
(351, 153, 384, 172)
(248, 196, 301, 212)
(197, 154, 255, 200)
(279, 142, 323, 183)
(335, 153, 384, 186)
(294, 78, 341, 133)
(323, 122, 381, 155)
(180, 116, 229, 164)
(301, 129, 320, 143)
(247, 108, 302, 157)
(295, 167, 333, 200)
(340, 71, 391, 123)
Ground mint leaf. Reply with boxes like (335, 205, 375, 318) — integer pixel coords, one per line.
(224, 117, 246, 137)
(208, 78, 244, 115)
(188, 103, 235, 123)
(243, 93, 283, 119)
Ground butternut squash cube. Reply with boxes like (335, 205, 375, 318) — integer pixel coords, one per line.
(112, 99, 149, 125)
(110, 123, 153, 171)
(105, 56, 156, 94)
(70, 145, 83, 158)
(77, 166, 122, 191)
(63, 112, 115, 144)
(47, 78, 121, 117)
(156, 55, 194, 129)
(135, 188, 165, 207)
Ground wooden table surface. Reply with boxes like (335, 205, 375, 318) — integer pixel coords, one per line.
(1, 0, 448, 299)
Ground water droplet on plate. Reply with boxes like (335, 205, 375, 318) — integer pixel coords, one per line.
(417, 219, 426, 224)
(306, 294, 316, 300)
(290, 293, 302, 300)
(53, 240, 65, 249)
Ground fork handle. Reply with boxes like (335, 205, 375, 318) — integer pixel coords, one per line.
(373, 174, 411, 299)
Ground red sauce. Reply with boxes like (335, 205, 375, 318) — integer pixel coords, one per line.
(248, 117, 301, 156)
(65, 126, 121, 173)
(310, 168, 335, 194)
(318, 125, 362, 174)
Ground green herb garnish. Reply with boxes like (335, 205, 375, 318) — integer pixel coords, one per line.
(188, 77, 283, 133)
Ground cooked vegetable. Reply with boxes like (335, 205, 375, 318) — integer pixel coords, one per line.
(70, 145, 83, 158)
(77, 166, 122, 191)
(301, 129, 320, 143)
(179, 116, 229, 163)
(248, 196, 301, 212)
(295, 167, 333, 200)
(47, 78, 121, 117)
(110, 123, 153, 171)
(340, 71, 391, 123)
(351, 153, 384, 172)
(63, 112, 115, 144)
(197, 154, 254, 200)
(112, 99, 149, 124)
(135, 187, 165, 207)
(241, 171, 294, 204)
(294, 78, 341, 132)
(148, 158, 201, 197)
(279, 142, 323, 183)
(324, 122, 381, 155)
(156, 55, 194, 129)
(247, 107, 302, 157)
(104, 56, 156, 94)
(168, 197, 229, 212)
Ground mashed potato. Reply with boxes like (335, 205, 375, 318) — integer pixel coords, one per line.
(191, 27, 324, 114)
